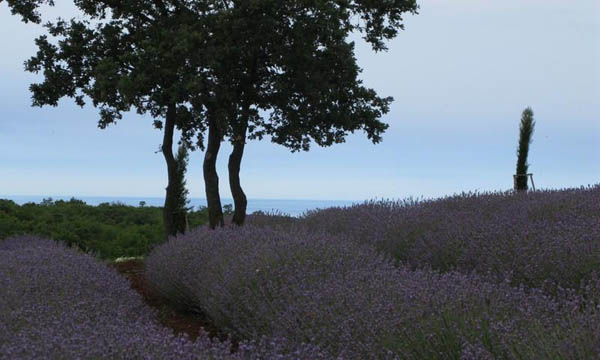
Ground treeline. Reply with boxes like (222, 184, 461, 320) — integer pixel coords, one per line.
(0, 198, 209, 260)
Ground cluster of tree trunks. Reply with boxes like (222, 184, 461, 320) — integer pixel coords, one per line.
(3, 0, 419, 236)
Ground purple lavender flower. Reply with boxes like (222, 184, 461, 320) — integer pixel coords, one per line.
(146, 223, 600, 359)
(299, 185, 600, 298)
(0, 235, 327, 359)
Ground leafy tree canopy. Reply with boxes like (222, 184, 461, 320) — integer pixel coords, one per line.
(2, 0, 418, 151)
(188, 0, 418, 226)
(2, 0, 217, 147)
(3, 0, 419, 228)
(193, 0, 419, 151)
(1, 0, 54, 24)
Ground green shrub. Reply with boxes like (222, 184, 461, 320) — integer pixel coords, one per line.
(0, 198, 208, 259)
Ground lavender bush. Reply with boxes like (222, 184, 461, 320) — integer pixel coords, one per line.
(146, 226, 394, 358)
(0, 234, 62, 250)
(245, 210, 299, 229)
(384, 267, 600, 359)
(0, 235, 327, 360)
(6, 184, 599, 359)
(145, 226, 600, 359)
(299, 185, 600, 298)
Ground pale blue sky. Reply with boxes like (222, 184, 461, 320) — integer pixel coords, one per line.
(1, 0, 598, 201)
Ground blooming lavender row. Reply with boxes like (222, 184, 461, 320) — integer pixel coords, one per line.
(0, 234, 62, 251)
(0, 235, 328, 359)
(146, 226, 378, 358)
(245, 210, 300, 229)
(298, 185, 600, 297)
(145, 226, 600, 359)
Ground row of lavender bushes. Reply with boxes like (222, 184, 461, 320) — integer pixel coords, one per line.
(0, 235, 327, 359)
(145, 225, 600, 359)
(252, 185, 600, 301)
(10, 184, 594, 358)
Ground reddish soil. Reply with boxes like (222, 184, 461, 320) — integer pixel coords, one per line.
(110, 259, 239, 349)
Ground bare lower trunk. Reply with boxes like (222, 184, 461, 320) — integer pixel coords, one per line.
(162, 104, 180, 238)
(203, 118, 225, 229)
(515, 174, 528, 192)
(228, 121, 248, 226)
(228, 60, 257, 227)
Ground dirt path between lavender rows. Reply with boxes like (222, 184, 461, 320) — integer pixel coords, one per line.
(110, 259, 240, 350)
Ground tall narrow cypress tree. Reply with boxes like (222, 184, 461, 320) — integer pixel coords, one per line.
(515, 107, 535, 191)
(169, 144, 191, 236)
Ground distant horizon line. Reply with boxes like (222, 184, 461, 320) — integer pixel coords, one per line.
(4, 183, 598, 204)
(1, 194, 363, 203)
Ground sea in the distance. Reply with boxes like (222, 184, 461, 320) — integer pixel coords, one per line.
(2, 195, 360, 217)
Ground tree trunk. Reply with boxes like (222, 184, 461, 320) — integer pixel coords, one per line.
(203, 117, 225, 229)
(228, 119, 248, 226)
(228, 57, 257, 227)
(162, 104, 180, 238)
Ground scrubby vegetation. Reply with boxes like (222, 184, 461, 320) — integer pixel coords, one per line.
(2, 185, 599, 359)
(0, 198, 209, 259)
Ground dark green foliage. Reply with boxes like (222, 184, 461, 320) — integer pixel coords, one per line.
(222, 204, 234, 216)
(3, 0, 419, 228)
(194, 0, 419, 225)
(172, 144, 191, 235)
(6, 1, 212, 143)
(200, 1, 418, 151)
(3, 0, 212, 236)
(0, 0, 54, 23)
(516, 107, 535, 191)
(0, 198, 207, 259)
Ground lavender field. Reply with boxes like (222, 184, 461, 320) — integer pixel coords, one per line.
(2, 185, 600, 359)
(0, 236, 327, 359)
